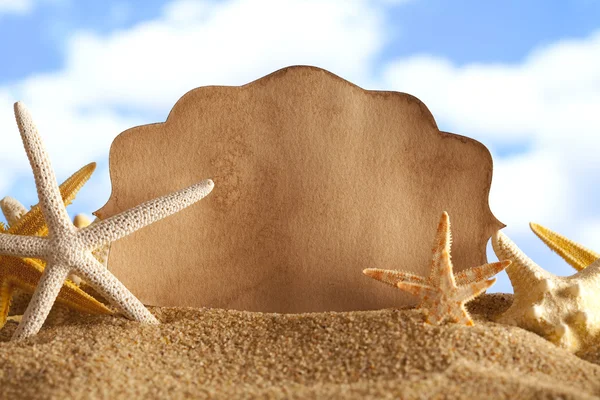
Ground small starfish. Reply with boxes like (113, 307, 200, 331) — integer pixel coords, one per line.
(0, 163, 113, 327)
(364, 212, 510, 325)
(492, 230, 600, 353)
(0, 102, 214, 341)
(530, 222, 599, 272)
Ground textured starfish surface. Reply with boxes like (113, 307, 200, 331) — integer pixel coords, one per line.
(73, 213, 110, 267)
(0, 164, 113, 327)
(364, 212, 509, 326)
(530, 222, 599, 272)
(492, 230, 600, 353)
(0, 102, 214, 341)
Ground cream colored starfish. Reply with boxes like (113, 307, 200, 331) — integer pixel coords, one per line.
(0, 102, 214, 341)
(364, 212, 510, 325)
(530, 222, 599, 272)
(492, 230, 600, 353)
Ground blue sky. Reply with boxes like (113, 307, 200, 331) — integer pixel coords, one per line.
(0, 0, 599, 294)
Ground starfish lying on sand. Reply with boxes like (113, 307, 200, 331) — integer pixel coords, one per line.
(492, 229, 600, 353)
(530, 222, 599, 272)
(364, 212, 510, 326)
(0, 102, 214, 341)
(0, 163, 113, 327)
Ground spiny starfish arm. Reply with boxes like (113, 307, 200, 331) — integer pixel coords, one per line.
(13, 102, 73, 235)
(437, 249, 458, 292)
(530, 222, 599, 272)
(429, 211, 452, 287)
(12, 263, 71, 341)
(396, 281, 437, 300)
(362, 268, 426, 287)
(454, 260, 511, 286)
(7, 163, 97, 237)
(448, 305, 475, 326)
(3, 256, 112, 317)
(455, 278, 496, 304)
(0, 233, 47, 258)
(1, 197, 27, 227)
(492, 230, 552, 294)
(74, 253, 158, 324)
(79, 179, 214, 250)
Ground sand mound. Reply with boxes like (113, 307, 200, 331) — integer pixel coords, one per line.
(0, 294, 598, 399)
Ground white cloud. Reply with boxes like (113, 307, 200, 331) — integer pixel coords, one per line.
(0, 0, 32, 15)
(382, 31, 600, 150)
(489, 149, 575, 234)
(45, 0, 387, 113)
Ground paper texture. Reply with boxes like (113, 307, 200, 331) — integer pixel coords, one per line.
(95, 65, 503, 312)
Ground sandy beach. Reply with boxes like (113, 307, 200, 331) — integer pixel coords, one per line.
(0, 293, 598, 399)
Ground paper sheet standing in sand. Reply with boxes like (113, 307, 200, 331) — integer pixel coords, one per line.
(96, 65, 503, 312)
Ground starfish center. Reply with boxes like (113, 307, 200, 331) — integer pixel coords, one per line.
(47, 233, 81, 265)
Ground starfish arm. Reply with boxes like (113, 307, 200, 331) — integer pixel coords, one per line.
(437, 249, 459, 292)
(1, 197, 27, 227)
(12, 263, 71, 341)
(396, 281, 437, 300)
(455, 278, 497, 304)
(79, 179, 214, 250)
(13, 102, 73, 234)
(450, 306, 476, 326)
(530, 222, 599, 272)
(0, 233, 47, 258)
(429, 212, 452, 287)
(492, 230, 553, 296)
(454, 260, 511, 286)
(73, 253, 158, 324)
(7, 163, 97, 237)
(3, 256, 112, 317)
(362, 268, 426, 287)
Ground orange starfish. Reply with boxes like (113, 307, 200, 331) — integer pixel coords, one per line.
(364, 212, 510, 325)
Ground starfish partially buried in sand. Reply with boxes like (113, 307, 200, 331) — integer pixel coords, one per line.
(492, 226, 600, 353)
(0, 164, 113, 327)
(364, 212, 510, 326)
(0, 102, 214, 341)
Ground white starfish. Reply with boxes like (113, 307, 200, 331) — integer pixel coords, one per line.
(0, 102, 214, 341)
